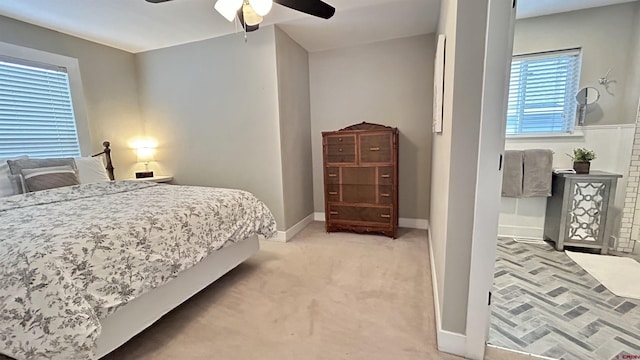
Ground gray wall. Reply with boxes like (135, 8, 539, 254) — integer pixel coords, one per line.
(514, 3, 638, 125)
(431, 0, 489, 334)
(274, 27, 314, 229)
(309, 34, 434, 221)
(136, 27, 287, 230)
(0, 15, 144, 177)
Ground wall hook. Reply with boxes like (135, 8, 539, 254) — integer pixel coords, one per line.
(598, 68, 614, 86)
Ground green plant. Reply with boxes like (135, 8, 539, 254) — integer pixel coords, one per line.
(567, 148, 596, 162)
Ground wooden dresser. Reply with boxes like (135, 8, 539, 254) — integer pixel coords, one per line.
(322, 122, 399, 238)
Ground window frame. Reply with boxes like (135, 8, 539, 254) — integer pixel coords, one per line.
(0, 41, 91, 156)
(506, 48, 582, 139)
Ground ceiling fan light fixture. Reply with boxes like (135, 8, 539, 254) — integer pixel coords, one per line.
(214, 0, 243, 22)
(248, 0, 273, 16)
(242, 3, 263, 26)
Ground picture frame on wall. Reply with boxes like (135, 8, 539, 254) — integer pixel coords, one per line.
(433, 34, 446, 134)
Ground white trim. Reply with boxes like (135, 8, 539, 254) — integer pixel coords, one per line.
(267, 213, 314, 243)
(497, 225, 543, 239)
(506, 124, 636, 141)
(465, 1, 515, 358)
(427, 228, 467, 355)
(399, 218, 429, 230)
(486, 344, 556, 360)
(506, 130, 584, 140)
(578, 124, 636, 130)
(313, 212, 429, 230)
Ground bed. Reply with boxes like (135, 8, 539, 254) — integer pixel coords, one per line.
(0, 143, 277, 360)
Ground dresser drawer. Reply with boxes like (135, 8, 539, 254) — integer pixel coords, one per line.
(325, 167, 340, 184)
(328, 205, 392, 224)
(326, 143, 356, 164)
(379, 185, 393, 205)
(326, 184, 340, 202)
(326, 135, 356, 146)
(360, 134, 392, 163)
(378, 166, 393, 185)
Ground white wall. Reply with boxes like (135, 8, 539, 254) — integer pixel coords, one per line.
(500, 125, 635, 239)
(309, 34, 434, 222)
(136, 27, 287, 230)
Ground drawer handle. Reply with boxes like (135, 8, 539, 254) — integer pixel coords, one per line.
(381, 174, 390, 178)
(328, 173, 337, 177)
(330, 211, 339, 215)
(329, 191, 338, 195)
(339, 138, 343, 142)
(370, 147, 380, 151)
(381, 193, 390, 197)
(380, 214, 391, 218)
(339, 148, 343, 152)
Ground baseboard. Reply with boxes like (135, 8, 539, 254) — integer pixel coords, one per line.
(498, 224, 543, 239)
(399, 218, 429, 229)
(269, 213, 315, 243)
(313, 212, 429, 230)
(427, 226, 467, 356)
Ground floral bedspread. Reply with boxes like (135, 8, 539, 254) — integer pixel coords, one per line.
(0, 181, 276, 359)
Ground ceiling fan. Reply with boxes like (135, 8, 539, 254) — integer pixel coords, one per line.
(146, 0, 336, 33)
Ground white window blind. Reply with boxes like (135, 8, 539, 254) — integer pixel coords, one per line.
(507, 49, 581, 136)
(0, 56, 81, 158)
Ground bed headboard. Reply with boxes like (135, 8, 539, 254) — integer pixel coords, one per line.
(91, 141, 115, 180)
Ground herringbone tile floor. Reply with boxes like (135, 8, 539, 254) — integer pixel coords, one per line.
(489, 238, 640, 360)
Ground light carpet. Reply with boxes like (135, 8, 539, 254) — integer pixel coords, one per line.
(566, 250, 640, 299)
(98, 222, 534, 360)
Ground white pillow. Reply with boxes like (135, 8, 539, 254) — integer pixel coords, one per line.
(0, 156, 28, 197)
(75, 157, 111, 184)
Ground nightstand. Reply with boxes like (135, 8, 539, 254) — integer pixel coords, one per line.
(126, 175, 173, 183)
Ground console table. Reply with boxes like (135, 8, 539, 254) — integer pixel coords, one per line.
(543, 171, 621, 254)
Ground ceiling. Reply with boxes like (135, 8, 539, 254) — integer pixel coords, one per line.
(0, 0, 636, 54)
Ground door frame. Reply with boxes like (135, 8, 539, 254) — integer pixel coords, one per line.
(465, 0, 517, 358)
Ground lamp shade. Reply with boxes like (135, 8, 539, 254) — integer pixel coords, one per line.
(214, 0, 243, 22)
(136, 147, 155, 163)
(249, 0, 272, 16)
(242, 3, 263, 26)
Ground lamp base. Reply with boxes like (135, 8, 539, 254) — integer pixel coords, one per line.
(135, 171, 154, 179)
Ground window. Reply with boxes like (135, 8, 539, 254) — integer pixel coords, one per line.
(506, 49, 581, 136)
(0, 56, 82, 158)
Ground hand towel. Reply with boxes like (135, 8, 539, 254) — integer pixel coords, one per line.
(523, 149, 553, 197)
(502, 150, 523, 197)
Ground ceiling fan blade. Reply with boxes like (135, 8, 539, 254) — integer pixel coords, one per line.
(273, 0, 335, 19)
(145, 0, 173, 3)
(237, 8, 260, 32)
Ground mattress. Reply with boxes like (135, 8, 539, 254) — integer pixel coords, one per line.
(0, 181, 276, 360)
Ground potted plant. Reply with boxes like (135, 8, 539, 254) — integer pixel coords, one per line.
(568, 148, 596, 174)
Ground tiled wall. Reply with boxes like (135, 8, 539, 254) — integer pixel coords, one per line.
(618, 105, 640, 253)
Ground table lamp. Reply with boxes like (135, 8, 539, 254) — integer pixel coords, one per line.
(136, 147, 155, 178)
